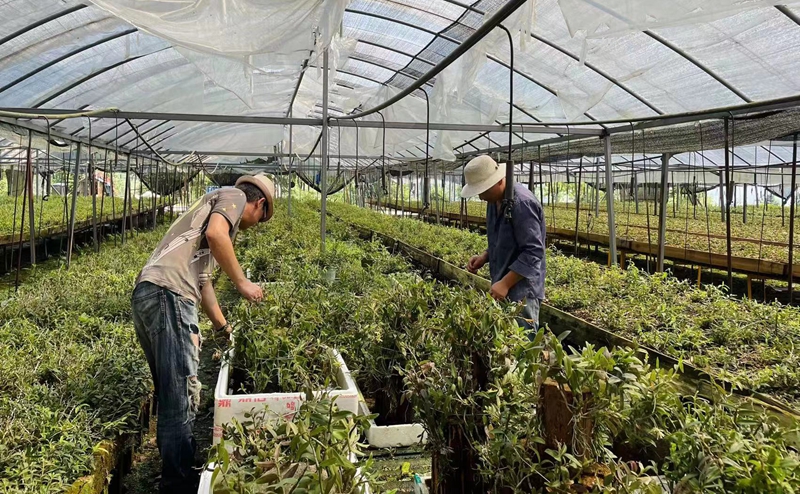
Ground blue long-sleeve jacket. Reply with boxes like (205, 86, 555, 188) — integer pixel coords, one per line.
(486, 182, 546, 302)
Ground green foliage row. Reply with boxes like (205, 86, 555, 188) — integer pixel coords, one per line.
(0, 193, 154, 239)
(327, 202, 800, 408)
(217, 200, 800, 492)
(0, 228, 164, 492)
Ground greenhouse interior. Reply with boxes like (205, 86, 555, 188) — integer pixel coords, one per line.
(4, 0, 800, 492)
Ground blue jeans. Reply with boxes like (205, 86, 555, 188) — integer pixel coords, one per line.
(518, 297, 541, 333)
(132, 282, 201, 494)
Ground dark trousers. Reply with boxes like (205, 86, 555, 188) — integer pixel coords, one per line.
(518, 297, 542, 333)
(132, 282, 201, 494)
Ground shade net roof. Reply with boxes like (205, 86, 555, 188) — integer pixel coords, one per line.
(4, 0, 800, 173)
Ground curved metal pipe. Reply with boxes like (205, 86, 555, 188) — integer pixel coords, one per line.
(334, 0, 530, 121)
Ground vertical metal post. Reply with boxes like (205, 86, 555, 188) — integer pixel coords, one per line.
(66, 143, 82, 267)
(657, 153, 670, 272)
(319, 48, 329, 254)
(604, 136, 617, 263)
(788, 134, 797, 299)
(25, 133, 36, 264)
(288, 117, 293, 217)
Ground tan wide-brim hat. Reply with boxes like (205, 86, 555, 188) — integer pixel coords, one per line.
(235, 173, 275, 222)
(460, 155, 506, 199)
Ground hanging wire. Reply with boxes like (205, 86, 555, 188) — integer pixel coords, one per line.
(421, 89, 431, 211)
(548, 145, 555, 228)
(537, 145, 544, 210)
(683, 149, 693, 263)
(698, 122, 714, 285)
(100, 148, 109, 228)
(625, 123, 635, 239)
(377, 111, 387, 198)
(353, 118, 360, 207)
(574, 154, 583, 256)
(643, 130, 653, 272)
(86, 116, 100, 252)
(724, 113, 735, 288)
(10, 133, 23, 249)
(36, 116, 52, 243)
(758, 140, 772, 301)
(58, 142, 72, 254)
(15, 132, 31, 289)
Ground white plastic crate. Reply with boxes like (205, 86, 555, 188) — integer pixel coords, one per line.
(213, 337, 359, 444)
(358, 399, 427, 449)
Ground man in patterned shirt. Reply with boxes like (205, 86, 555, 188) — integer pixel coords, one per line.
(131, 173, 274, 493)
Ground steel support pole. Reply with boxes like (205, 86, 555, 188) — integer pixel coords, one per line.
(319, 49, 329, 254)
(788, 134, 797, 299)
(288, 120, 293, 217)
(719, 169, 725, 222)
(25, 132, 35, 264)
(66, 142, 81, 267)
(604, 136, 617, 263)
(657, 153, 670, 272)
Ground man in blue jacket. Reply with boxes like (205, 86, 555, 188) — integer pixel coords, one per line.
(463, 155, 546, 329)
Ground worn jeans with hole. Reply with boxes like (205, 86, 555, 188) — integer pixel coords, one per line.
(132, 281, 201, 494)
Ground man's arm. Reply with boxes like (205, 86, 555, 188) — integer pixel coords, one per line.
(206, 213, 262, 302)
(200, 282, 228, 332)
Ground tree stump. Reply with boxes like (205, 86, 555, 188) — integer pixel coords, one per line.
(540, 379, 594, 459)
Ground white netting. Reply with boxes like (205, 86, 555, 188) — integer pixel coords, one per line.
(557, 0, 781, 39)
(87, 0, 348, 56)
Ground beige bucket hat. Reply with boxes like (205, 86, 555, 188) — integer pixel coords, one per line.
(235, 173, 275, 222)
(460, 155, 506, 199)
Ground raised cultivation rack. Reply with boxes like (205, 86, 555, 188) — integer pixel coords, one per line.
(374, 201, 800, 282)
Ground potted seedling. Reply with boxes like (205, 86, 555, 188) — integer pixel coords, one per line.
(317, 247, 348, 283)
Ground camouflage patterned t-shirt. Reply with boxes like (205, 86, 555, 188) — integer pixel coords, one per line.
(136, 188, 247, 302)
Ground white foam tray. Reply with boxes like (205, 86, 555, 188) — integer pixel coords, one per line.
(213, 335, 359, 444)
(358, 398, 427, 449)
(198, 460, 372, 493)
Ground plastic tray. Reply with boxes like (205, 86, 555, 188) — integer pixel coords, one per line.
(358, 398, 427, 449)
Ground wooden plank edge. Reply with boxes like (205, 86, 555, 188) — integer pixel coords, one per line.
(66, 395, 153, 494)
